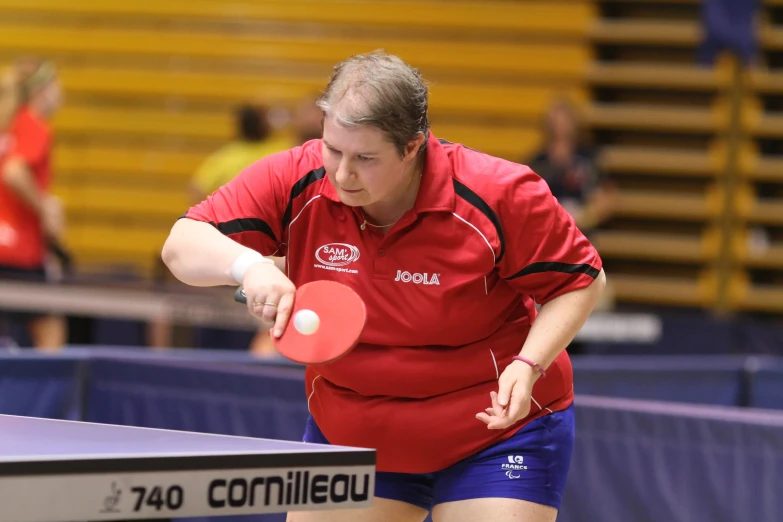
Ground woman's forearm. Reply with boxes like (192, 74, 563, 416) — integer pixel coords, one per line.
(519, 269, 606, 368)
(162, 218, 257, 287)
(2, 159, 45, 215)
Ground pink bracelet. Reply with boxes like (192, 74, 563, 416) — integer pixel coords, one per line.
(512, 356, 546, 377)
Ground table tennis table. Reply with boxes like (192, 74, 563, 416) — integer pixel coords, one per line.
(0, 415, 376, 521)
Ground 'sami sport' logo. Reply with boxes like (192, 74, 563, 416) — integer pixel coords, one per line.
(208, 471, 371, 509)
(314, 243, 360, 274)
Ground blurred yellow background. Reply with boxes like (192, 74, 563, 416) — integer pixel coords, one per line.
(1, 0, 782, 315)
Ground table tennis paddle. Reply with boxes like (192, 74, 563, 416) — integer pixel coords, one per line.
(234, 280, 366, 365)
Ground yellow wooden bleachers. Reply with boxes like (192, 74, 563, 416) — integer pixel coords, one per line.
(739, 143, 783, 183)
(0, 24, 590, 79)
(588, 62, 732, 91)
(598, 144, 724, 178)
(7, 0, 782, 313)
(66, 224, 171, 274)
(54, 106, 233, 141)
(0, 0, 594, 35)
(54, 145, 205, 183)
(52, 105, 543, 160)
(55, 186, 187, 220)
(612, 188, 723, 221)
(609, 272, 718, 308)
(726, 1, 783, 311)
(590, 19, 701, 46)
(580, 0, 734, 310)
(56, 67, 588, 120)
(587, 0, 783, 312)
(587, 102, 729, 133)
(592, 229, 720, 263)
(733, 234, 783, 269)
(0, 0, 595, 275)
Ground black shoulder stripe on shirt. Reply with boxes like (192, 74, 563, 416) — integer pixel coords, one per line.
(506, 262, 600, 281)
(281, 166, 327, 231)
(210, 218, 277, 243)
(452, 178, 505, 264)
(180, 212, 277, 243)
(439, 137, 489, 156)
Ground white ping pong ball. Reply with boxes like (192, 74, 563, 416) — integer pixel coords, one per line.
(293, 309, 320, 335)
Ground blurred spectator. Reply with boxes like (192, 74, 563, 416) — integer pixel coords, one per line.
(159, 100, 322, 355)
(526, 99, 615, 316)
(0, 58, 68, 350)
(526, 99, 614, 236)
(291, 95, 323, 144)
(246, 96, 322, 357)
(698, 0, 761, 67)
(188, 104, 290, 203)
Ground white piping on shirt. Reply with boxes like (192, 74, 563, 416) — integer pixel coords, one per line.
(451, 212, 495, 295)
(286, 195, 321, 274)
(307, 375, 322, 413)
(530, 395, 554, 414)
(489, 349, 499, 380)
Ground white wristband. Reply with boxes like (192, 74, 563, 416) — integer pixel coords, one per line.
(230, 250, 273, 284)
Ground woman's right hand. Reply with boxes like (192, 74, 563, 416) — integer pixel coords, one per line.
(242, 261, 297, 338)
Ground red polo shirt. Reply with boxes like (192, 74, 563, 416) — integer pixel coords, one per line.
(0, 106, 53, 269)
(185, 133, 602, 473)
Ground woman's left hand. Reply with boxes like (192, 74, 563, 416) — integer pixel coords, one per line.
(475, 360, 539, 430)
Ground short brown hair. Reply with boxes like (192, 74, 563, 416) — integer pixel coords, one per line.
(317, 50, 430, 158)
(0, 57, 49, 131)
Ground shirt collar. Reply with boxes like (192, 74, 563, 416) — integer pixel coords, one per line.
(318, 132, 456, 213)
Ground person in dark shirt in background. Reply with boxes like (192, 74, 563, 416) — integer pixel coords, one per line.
(527, 99, 614, 235)
(526, 99, 615, 315)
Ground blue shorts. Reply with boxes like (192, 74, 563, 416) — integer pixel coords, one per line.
(303, 404, 574, 511)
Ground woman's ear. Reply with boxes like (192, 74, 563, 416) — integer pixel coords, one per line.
(404, 133, 426, 161)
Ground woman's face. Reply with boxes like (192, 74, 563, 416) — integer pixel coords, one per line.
(548, 106, 577, 141)
(321, 113, 421, 209)
(35, 78, 63, 118)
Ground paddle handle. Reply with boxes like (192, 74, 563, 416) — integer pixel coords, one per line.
(234, 286, 247, 304)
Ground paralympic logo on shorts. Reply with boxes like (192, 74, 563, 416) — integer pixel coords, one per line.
(501, 455, 527, 479)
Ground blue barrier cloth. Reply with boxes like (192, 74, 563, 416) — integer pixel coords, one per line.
(3, 349, 783, 521)
(0, 351, 85, 420)
(579, 311, 737, 354)
(572, 355, 749, 406)
(560, 395, 783, 522)
(85, 357, 307, 442)
(748, 357, 783, 410)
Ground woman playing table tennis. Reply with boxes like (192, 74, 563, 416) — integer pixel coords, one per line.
(163, 51, 606, 522)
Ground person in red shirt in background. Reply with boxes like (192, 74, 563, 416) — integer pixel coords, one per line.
(0, 58, 67, 350)
(163, 51, 606, 522)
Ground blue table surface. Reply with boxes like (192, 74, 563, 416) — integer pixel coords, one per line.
(0, 415, 361, 460)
